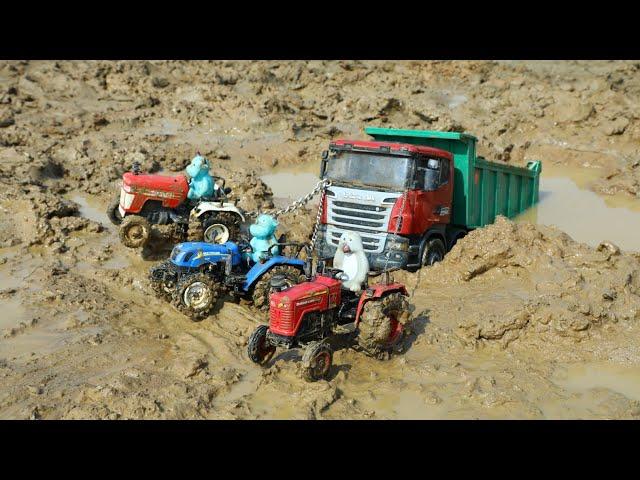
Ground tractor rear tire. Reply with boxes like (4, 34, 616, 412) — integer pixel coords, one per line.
(357, 292, 409, 358)
(119, 215, 151, 248)
(186, 217, 204, 242)
(251, 265, 306, 312)
(172, 272, 220, 321)
(149, 260, 175, 301)
(203, 212, 241, 244)
(302, 340, 333, 382)
(106, 197, 123, 225)
(247, 325, 276, 365)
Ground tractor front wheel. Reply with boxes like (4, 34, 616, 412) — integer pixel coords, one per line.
(251, 265, 306, 312)
(119, 215, 150, 248)
(247, 325, 276, 365)
(302, 341, 333, 382)
(172, 273, 220, 321)
(357, 292, 409, 358)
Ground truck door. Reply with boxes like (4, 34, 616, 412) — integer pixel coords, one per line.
(411, 156, 453, 233)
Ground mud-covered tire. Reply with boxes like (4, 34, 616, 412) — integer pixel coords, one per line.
(247, 325, 276, 366)
(202, 212, 241, 244)
(301, 340, 333, 382)
(149, 260, 175, 301)
(171, 273, 220, 321)
(119, 215, 151, 248)
(106, 197, 123, 225)
(186, 217, 204, 242)
(251, 265, 306, 312)
(421, 238, 446, 267)
(357, 292, 409, 358)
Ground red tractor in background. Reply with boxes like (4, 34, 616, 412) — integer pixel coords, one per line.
(247, 255, 410, 382)
(107, 162, 245, 249)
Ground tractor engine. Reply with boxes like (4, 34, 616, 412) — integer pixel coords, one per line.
(268, 275, 342, 345)
(119, 171, 190, 220)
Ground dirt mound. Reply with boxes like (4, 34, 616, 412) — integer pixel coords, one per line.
(399, 217, 640, 350)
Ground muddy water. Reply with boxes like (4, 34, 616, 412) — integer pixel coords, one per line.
(261, 164, 320, 209)
(554, 362, 640, 402)
(515, 164, 640, 252)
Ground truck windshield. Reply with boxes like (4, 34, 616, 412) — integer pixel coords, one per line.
(324, 152, 411, 190)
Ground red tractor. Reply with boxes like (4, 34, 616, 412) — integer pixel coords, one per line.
(247, 262, 410, 382)
(107, 162, 245, 249)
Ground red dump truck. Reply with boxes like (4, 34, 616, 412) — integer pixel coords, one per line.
(315, 127, 542, 270)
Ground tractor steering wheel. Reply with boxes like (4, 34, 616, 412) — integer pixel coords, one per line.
(237, 238, 253, 254)
(325, 267, 345, 279)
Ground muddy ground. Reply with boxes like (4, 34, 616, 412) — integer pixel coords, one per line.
(2, 60, 640, 419)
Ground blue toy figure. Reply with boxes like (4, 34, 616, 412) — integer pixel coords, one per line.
(249, 214, 279, 263)
(186, 154, 215, 201)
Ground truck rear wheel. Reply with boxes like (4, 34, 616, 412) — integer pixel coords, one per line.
(357, 292, 409, 358)
(172, 273, 220, 321)
(203, 212, 241, 244)
(421, 238, 446, 267)
(247, 325, 276, 365)
(119, 215, 151, 248)
(251, 265, 306, 312)
(302, 340, 333, 382)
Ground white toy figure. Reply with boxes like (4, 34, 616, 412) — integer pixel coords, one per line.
(333, 232, 369, 292)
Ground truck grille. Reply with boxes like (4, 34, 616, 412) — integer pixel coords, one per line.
(325, 186, 400, 254)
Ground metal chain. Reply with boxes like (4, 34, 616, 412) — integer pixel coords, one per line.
(382, 190, 407, 273)
(310, 184, 329, 253)
(246, 179, 332, 219)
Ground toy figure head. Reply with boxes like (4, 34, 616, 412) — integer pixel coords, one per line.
(249, 214, 278, 239)
(338, 231, 364, 254)
(186, 154, 210, 179)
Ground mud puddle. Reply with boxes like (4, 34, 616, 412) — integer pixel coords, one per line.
(515, 164, 640, 251)
(261, 164, 320, 209)
(553, 361, 640, 402)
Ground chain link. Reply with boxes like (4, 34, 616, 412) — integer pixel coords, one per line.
(246, 179, 332, 219)
(310, 184, 328, 253)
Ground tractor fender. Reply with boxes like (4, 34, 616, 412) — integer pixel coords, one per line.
(192, 202, 246, 222)
(354, 283, 408, 327)
(243, 256, 305, 291)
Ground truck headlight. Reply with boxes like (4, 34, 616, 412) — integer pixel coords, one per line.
(388, 241, 409, 252)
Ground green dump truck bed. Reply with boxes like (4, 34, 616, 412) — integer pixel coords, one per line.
(365, 127, 542, 229)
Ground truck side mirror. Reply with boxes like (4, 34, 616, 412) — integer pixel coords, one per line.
(321, 150, 329, 160)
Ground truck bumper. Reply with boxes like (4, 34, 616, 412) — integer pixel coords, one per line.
(315, 225, 410, 270)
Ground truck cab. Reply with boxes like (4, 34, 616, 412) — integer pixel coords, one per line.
(316, 127, 542, 271)
(317, 139, 454, 270)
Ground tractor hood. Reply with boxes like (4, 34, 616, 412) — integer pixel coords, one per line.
(122, 172, 189, 201)
(170, 241, 241, 268)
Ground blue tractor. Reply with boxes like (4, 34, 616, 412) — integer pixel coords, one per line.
(149, 239, 310, 320)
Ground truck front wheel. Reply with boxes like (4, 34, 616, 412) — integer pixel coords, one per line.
(421, 238, 446, 267)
